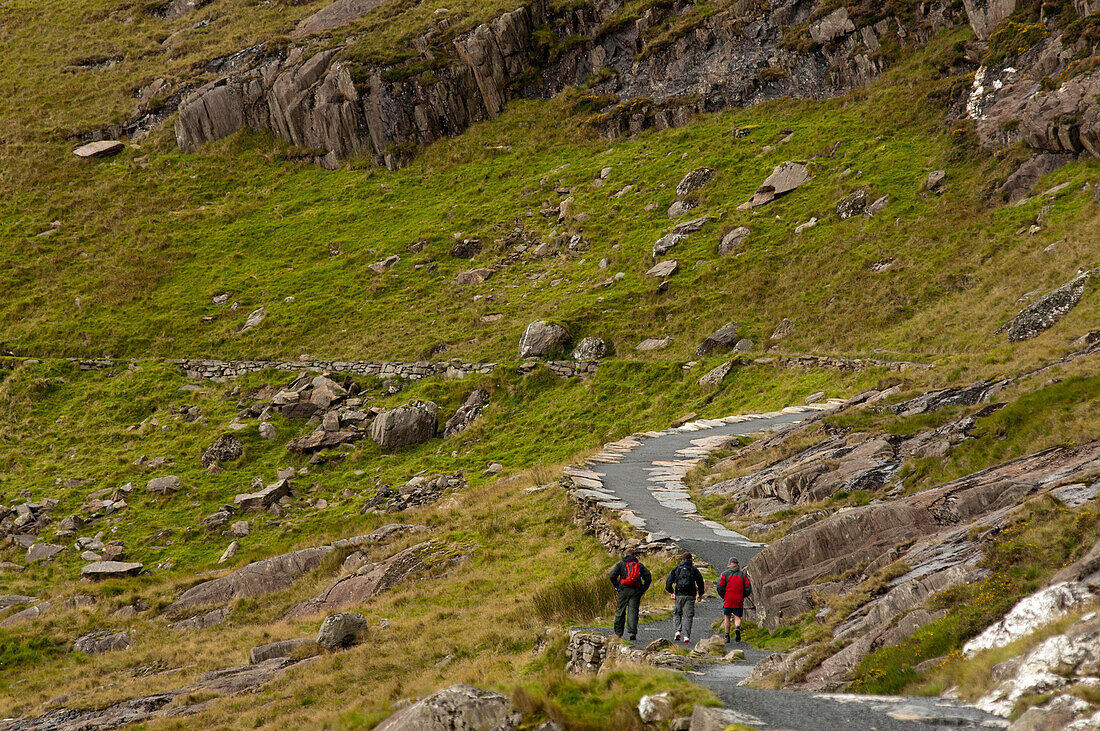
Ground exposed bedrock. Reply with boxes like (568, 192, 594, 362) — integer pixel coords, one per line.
(175, 0, 960, 168)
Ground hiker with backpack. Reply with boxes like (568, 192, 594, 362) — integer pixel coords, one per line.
(608, 552, 652, 641)
(717, 557, 751, 643)
(665, 552, 705, 644)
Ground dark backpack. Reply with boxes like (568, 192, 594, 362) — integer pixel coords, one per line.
(674, 565, 695, 594)
(621, 561, 642, 588)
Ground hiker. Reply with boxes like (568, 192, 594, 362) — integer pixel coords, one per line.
(665, 552, 705, 644)
(609, 552, 651, 641)
(717, 557, 751, 643)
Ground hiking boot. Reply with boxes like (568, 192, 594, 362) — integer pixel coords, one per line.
(674, 631, 681, 641)
(735, 628, 741, 642)
(628, 634, 637, 641)
(683, 636, 690, 644)
(725, 633, 731, 643)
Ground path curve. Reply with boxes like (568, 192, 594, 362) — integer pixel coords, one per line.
(571, 407, 1007, 731)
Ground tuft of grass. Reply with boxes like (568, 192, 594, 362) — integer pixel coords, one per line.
(533, 575, 616, 624)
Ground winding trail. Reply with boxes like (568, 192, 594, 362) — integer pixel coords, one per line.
(571, 408, 1007, 731)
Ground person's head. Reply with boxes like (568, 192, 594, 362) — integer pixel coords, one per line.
(623, 553, 636, 563)
(728, 557, 740, 569)
(680, 552, 692, 564)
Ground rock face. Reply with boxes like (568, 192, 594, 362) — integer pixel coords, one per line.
(1000, 270, 1093, 342)
(443, 389, 489, 438)
(518, 320, 570, 359)
(375, 684, 520, 731)
(167, 546, 333, 613)
(696, 323, 740, 357)
(73, 630, 131, 654)
(370, 401, 439, 449)
(316, 612, 367, 648)
(173, 0, 953, 167)
(962, 0, 1017, 40)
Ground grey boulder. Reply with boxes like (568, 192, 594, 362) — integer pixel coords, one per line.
(81, 561, 143, 580)
(571, 337, 609, 362)
(26, 543, 64, 562)
(316, 612, 367, 649)
(517, 320, 570, 359)
(201, 435, 243, 469)
(718, 226, 749, 256)
(1001, 270, 1093, 342)
(675, 168, 715, 197)
(249, 638, 318, 664)
(73, 630, 131, 654)
(371, 401, 439, 449)
(375, 684, 521, 731)
(443, 389, 489, 439)
(146, 475, 181, 495)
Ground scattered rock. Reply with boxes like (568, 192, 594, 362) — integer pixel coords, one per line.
(718, 226, 749, 256)
(636, 337, 672, 351)
(173, 607, 229, 631)
(234, 479, 291, 511)
(146, 475, 181, 495)
(653, 233, 687, 258)
(26, 543, 64, 562)
(443, 389, 489, 438)
(646, 260, 679, 278)
(454, 266, 492, 285)
(0, 601, 51, 628)
(73, 631, 130, 654)
(81, 561, 143, 580)
(240, 307, 266, 333)
(696, 323, 740, 357)
(694, 635, 726, 656)
(676, 168, 715, 197)
(771, 318, 794, 339)
(571, 337, 609, 362)
(739, 162, 810, 210)
(258, 422, 276, 439)
(699, 361, 734, 386)
(690, 705, 765, 731)
(316, 611, 367, 649)
(368, 255, 400, 274)
(667, 199, 698, 218)
(450, 238, 482, 258)
(923, 170, 946, 192)
(837, 189, 868, 219)
(219, 541, 240, 564)
(518, 320, 570, 359)
(360, 474, 465, 514)
(370, 401, 438, 449)
(73, 140, 124, 158)
(201, 435, 243, 469)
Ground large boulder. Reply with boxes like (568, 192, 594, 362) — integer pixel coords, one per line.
(166, 546, 333, 613)
(739, 162, 810, 209)
(146, 475, 181, 495)
(233, 478, 291, 511)
(1000, 270, 1093, 342)
(443, 389, 489, 439)
(718, 226, 749, 256)
(518, 320, 570, 358)
(370, 401, 438, 449)
(696, 323, 740, 357)
(375, 684, 520, 731)
(249, 638, 318, 664)
(316, 612, 367, 649)
(26, 543, 64, 562)
(675, 168, 715, 197)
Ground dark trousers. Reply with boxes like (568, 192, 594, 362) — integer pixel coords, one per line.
(614, 586, 643, 638)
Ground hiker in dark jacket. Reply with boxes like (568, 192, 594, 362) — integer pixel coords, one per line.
(609, 553, 652, 641)
(665, 552, 705, 643)
(717, 557, 752, 643)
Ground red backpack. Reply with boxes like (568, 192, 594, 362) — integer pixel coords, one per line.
(621, 561, 642, 587)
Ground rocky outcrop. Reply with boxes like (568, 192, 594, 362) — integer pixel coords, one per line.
(565, 631, 697, 676)
(370, 401, 438, 449)
(748, 441, 1100, 630)
(167, 546, 333, 614)
(961, 0, 1017, 40)
(286, 543, 430, 618)
(361, 473, 465, 513)
(293, 0, 387, 38)
(73, 630, 131, 654)
(201, 434, 243, 468)
(174, 0, 960, 167)
(375, 684, 520, 731)
(999, 270, 1093, 342)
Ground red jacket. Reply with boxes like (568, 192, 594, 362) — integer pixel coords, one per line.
(718, 569, 751, 609)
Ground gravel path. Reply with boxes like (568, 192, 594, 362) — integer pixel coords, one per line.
(574, 409, 1007, 730)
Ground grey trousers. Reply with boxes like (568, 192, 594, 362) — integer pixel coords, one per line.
(673, 595, 696, 637)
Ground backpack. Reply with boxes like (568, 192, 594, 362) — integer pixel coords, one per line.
(674, 565, 695, 594)
(621, 561, 642, 588)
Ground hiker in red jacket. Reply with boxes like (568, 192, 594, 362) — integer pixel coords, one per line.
(609, 552, 652, 641)
(717, 557, 751, 643)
